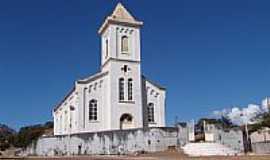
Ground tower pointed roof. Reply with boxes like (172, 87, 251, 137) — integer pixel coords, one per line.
(98, 3, 143, 34)
(111, 3, 136, 22)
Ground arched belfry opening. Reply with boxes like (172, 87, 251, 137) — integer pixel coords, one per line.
(120, 114, 134, 130)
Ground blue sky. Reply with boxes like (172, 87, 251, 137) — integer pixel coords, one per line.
(0, 0, 270, 130)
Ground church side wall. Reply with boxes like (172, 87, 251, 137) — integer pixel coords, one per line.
(75, 75, 110, 133)
(144, 80, 166, 128)
(83, 76, 108, 132)
(53, 89, 79, 135)
(26, 127, 178, 156)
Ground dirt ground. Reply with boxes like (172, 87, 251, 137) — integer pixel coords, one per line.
(1, 152, 270, 160)
(140, 151, 270, 160)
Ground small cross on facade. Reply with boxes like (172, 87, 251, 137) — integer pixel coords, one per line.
(121, 65, 129, 73)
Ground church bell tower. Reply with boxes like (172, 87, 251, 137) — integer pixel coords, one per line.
(98, 3, 143, 71)
(98, 3, 145, 130)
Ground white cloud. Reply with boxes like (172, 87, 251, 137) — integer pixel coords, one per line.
(213, 103, 266, 126)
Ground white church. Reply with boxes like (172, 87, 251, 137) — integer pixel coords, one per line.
(53, 3, 166, 135)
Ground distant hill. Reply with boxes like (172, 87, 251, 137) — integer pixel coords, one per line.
(0, 124, 16, 136)
(0, 124, 16, 151)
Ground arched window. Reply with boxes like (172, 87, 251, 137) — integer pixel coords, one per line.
(119, 78, 125, 101)
(147, 103, 155, 123)
(105, 39, 109, 58)
(128, 78, 133, 100)
(121, 36, 129, 53)
(89, 99, 97, 121)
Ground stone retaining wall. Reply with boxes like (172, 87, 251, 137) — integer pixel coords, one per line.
(26, 127, 180, 156)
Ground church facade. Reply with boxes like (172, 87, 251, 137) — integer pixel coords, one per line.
(53, 3, 166, 135)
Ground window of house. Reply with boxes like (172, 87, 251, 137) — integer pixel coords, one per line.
(89, 99, 97, 121)
(128, 78, 133, 100)
(121, 36, 129, 53)
(119, 78, 125, 101)
(148, 103, 155, 123)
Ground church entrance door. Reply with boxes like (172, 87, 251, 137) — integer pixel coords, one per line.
(120, 114, 134, 130)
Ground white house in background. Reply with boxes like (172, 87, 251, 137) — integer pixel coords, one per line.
(53, 3, 166, 135)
